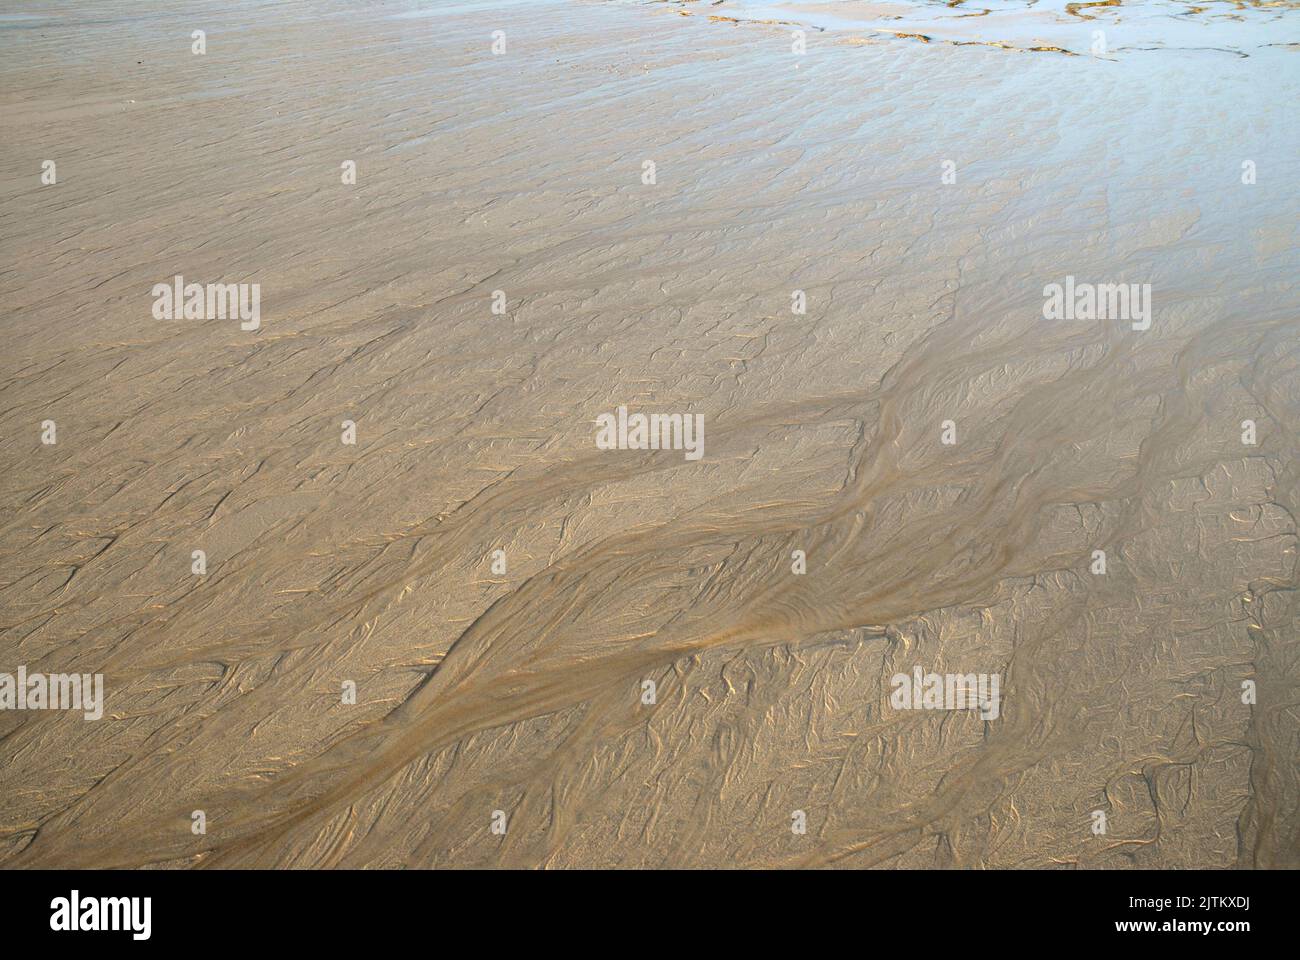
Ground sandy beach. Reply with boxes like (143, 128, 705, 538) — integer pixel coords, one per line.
(1, 0, 1297, 868)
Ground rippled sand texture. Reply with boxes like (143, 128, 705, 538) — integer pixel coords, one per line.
(1, 0, 1297, 869)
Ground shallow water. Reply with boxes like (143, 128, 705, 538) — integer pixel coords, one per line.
(655, 0, 1300, 55)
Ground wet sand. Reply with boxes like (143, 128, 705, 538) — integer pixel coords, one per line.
(0, 0, 1297, 868)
